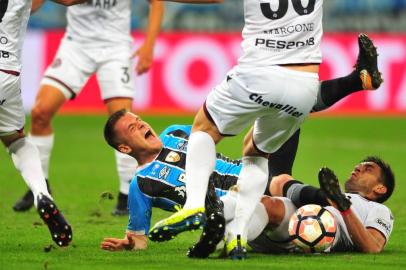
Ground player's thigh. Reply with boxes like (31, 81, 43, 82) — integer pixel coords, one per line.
(96, 48, 134, 102)
(252, 69, 319, 154)
(0, 72, 25, 139)
(105, 98, 133, 115)
(205, 70, 262, 137)
(41, 39, 96, 100)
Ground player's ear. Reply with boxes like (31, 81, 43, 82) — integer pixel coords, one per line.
(117, 144, 132, 155)
(373, 184, 387, 197)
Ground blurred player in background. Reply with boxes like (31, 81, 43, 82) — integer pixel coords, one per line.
(13, 0, 164, 216)
(0, 0, 86, 247)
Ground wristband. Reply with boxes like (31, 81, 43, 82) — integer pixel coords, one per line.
(340, 208, 352, 216)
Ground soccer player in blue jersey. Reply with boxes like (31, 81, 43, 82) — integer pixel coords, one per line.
(100, 110, 237, 251)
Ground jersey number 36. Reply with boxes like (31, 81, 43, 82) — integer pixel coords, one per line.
(260, 0, 316, 20)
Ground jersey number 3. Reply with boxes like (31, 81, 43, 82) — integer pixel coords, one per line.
(0, 0, 8, 23)
(260, 0, 316, 20)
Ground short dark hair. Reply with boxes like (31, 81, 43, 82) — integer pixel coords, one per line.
(104, 109, 128, 150)
(362, 156, 395, 203)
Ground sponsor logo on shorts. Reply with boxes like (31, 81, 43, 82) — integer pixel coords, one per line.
(375, 218, 392, 234)
(165, 151, 180, 163)
(249, 93, 303, 118)
(0, 99, 5, 105)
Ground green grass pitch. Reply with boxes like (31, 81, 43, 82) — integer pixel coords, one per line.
(0, 115, 405, 270)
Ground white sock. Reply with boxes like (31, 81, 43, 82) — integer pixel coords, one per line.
(8, 137, 52, 206)
(220, 191, 238, 222)
(115, 151, 138, 195)
(246, 203, 269, 241)
(222, 187, 269, 241)
(183, 131, 216, 210)
(28, 133, 54, 179)
(228, 156, 268, 241)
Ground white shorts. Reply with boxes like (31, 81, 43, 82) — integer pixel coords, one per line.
(248, 197, 297, 253)
(0, 72, 25, 136)
(205, 65, 319, 153)
(41, 37, 135, 100)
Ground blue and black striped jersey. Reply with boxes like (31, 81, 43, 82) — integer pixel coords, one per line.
(127, 125, 242, 234)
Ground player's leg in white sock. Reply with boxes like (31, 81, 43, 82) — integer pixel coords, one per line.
(115, 150, 138, 195)
(228, 156, 268, 242)
(8, 137, 52, 206)
(183, 131, 216, 210)
(246, 202, 269, 241)
(28, 133, 54, 178)
(220, 191, 238, 222)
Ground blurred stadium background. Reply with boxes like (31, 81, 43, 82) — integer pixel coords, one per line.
(1, 1, 406, 269)
(22, 0, 406, 115)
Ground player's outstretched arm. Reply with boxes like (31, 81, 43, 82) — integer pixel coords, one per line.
(339, 209, 386, 253)
(101, 233, 148, 252)
(134, 0, 164, 75)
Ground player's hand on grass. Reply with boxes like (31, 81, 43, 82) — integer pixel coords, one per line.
(101, 233, 135, 251)
(133, 44, 154, 75)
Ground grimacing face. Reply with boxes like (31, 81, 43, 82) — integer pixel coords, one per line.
(344, 161, 384, 198)
(114, 112, 162, 156)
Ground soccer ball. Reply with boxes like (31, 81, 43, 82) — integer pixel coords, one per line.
(288, 204, 337, 253)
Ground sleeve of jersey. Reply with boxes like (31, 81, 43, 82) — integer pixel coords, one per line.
(159, 125, 192, 140)
(127, 180, 153, 235)
(364, 205, 394, 243)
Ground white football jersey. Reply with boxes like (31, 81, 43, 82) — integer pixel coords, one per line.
(328, 193, 394, 252)
(0, 0, 31, 73)
(239, 0, 323, 67)
(65, 0, 132, 46)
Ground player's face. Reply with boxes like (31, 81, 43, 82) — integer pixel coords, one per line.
(115, 113, 162, 155)
(344, 162, 382, 195)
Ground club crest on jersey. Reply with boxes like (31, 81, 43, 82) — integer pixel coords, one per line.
(165, 151, 180, 163)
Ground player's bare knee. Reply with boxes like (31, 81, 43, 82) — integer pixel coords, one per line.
(270, 174, 293, 197)
(261, 197, 284, 225)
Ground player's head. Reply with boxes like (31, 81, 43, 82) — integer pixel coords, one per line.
(345, 156, 395, 203)
(104, 109, 162, 161)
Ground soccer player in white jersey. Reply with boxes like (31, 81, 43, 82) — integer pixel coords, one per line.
(249, 159, 394, 254)
(13, 0, 164, 215)
(151, 0, 324, 259)
(188, 157, 395, 257)
(0, 0, 86, 247)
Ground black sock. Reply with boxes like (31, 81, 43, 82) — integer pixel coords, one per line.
(283, 180, 329, 208)
(313, 71, 363, 112)
(265, 129, 300, 196)
(116, 192, 128, 209)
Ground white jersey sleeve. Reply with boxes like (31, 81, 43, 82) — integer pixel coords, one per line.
(329, 194, 394, 251)
(239, 0, 323, 68)
(65, 0, 132, 46)
(0, 0, 31, 73)
(364, 204, 394, 242)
